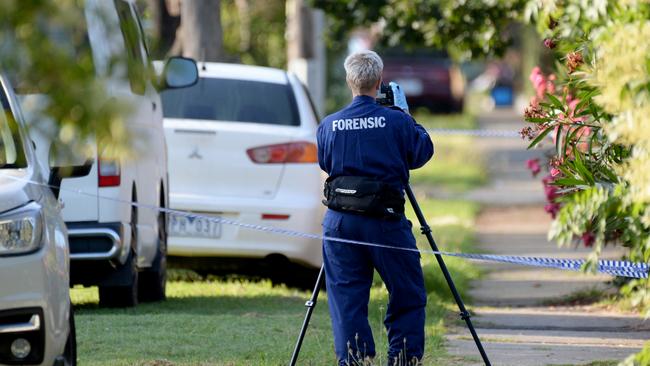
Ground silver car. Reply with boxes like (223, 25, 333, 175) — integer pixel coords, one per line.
(0, 74, 77, 365)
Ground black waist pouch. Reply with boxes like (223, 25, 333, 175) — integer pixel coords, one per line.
(322, 176, 405, 220)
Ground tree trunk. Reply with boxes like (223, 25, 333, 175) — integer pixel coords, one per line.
(145, 0, 181, 57)
(235, 0, 251, 52)
(181, 0, 224, 61)
(286, 0, 313, 60)
(286, 0, 325, 116)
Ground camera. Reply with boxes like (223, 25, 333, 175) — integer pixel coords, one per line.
(376, 82, 394, 106)
(376, 81, 409, 113)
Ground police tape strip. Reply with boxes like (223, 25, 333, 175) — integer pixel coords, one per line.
(427, 128, 522, 138)
(3, 173, 648, 279)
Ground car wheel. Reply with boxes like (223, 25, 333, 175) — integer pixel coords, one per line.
(139, 204, 167, 302)
(98, 206, 139, 308)
(61, 303, 77, 366)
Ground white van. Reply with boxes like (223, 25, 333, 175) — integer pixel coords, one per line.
(0, 75, 77, 365)
(22, 0, 198, 307)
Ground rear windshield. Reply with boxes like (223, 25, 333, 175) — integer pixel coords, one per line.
(0, 89, 27, 169)
(161, 77, 300, 126)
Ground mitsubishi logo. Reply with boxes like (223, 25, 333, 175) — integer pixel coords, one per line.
(188, 147, 203, 160)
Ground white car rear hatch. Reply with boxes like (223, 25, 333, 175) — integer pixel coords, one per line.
(162, 64, 308, 201)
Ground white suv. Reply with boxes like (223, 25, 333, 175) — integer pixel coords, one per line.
(22, 0, 198, 307)
(0, 75, 76, 365)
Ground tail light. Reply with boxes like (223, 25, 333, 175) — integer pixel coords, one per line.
(247, 142, 317, 164)
(98, 158, 121, 187)
(261, 214, 290, 220)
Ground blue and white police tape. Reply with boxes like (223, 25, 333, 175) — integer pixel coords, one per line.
(427, 128, 522, 138)
(3, 173, 647, 279)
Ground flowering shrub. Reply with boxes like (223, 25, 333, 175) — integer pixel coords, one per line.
(521, 0, 650, 319)
(521, 3, 650, 359)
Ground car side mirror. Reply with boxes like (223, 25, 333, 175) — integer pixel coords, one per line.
(160, 56, 199, 90)
(46, 144, 94, 198)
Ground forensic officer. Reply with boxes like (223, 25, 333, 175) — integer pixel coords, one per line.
(317, 50, 434, 365)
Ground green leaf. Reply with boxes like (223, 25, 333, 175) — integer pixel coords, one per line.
(555, 126, 563, 157)
(598, 165, 618, 183)
(553, 177, 588, 186)
(573, 150, 595, 185)
(547, 93, 564, 110)
(528, 125, 554, 149)
(575, 89, 598, 112)
(526, 117, 552, 123)
(557, 164, 576, 179)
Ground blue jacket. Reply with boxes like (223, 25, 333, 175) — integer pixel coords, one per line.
(317, 95, 434, 190)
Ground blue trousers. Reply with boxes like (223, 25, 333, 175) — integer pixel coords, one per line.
(322, 209, 426, 365)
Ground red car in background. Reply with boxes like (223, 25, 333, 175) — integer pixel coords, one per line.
(381, 49, 465, 113)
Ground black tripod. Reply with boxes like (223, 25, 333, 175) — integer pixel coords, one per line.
(289, 184, 491, 366)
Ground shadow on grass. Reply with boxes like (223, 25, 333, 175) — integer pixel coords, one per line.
(74, 292, 306, 316)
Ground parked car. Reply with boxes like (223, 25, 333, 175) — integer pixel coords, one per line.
(0, 74, 77, 365)
(159, 62, 324, 277)
(20, 0, 198, 307)
(381, 48, 465, 113)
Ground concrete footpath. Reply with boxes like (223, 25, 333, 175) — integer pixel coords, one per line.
(443, 109, 650, 366)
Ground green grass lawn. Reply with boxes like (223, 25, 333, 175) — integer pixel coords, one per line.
(410, 135, 487, 193)
(408, 112, 486, 193)
(411, 111, 476, 130)
(71, 198, 480, 366)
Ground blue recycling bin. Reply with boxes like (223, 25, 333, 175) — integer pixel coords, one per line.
(491, 86, 514, 107)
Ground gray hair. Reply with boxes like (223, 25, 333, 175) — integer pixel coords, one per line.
(344, 50, 383, 94)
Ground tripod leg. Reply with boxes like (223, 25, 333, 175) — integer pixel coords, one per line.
(405, 185, 491, 366)
(289, 264, 326, 366)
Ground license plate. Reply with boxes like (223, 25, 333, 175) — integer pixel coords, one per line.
(169, 214, 222, 239)
(395, 78, 423, 96)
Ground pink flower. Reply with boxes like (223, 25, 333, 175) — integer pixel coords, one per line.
(544, 184, 558, 200)
(530, 68, 545, 90)
(581, 231, 595, 247)
(546, 80, 555, 95)
(529, 66, 542, 82)
(544, 203, 561, 218)
(550, 168, 561, 177)
(544, 38, 556, 49)
(529, 66, 556, 98)
(526, 158, 541, 177)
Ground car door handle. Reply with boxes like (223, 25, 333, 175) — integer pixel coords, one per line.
(152, 102, 157, 111)
(174, 129, 216, 135)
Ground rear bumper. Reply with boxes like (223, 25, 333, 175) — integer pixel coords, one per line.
(66, 222, 129, 263)
(168, 196, 324, 268)
(67, 222, 134, 287)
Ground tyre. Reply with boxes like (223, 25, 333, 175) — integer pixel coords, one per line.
(54, 303, 77, 366)
(139, 200, 167, 302)
(98, 250, 139, 307)
(98, 205, 139, 308)
(61, 303, 76, 366)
